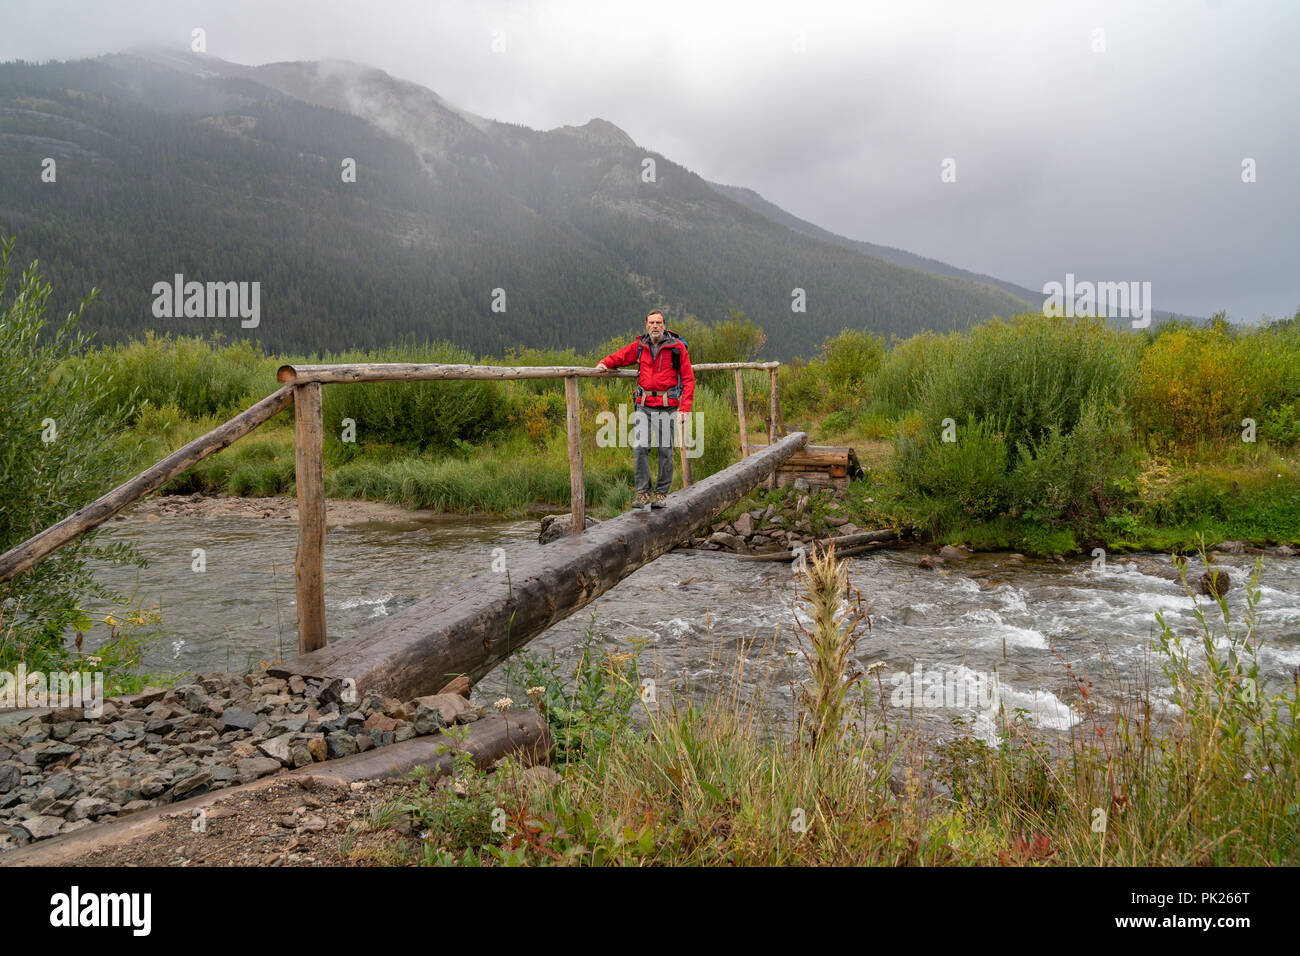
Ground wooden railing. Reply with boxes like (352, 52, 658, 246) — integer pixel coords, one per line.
(0, 359, 785, 659)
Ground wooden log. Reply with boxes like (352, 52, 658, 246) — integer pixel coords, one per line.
(0, 386, 295, 585)
(270, 432, 810, 700)
(752, 445, 854, 466)
(564, 375, 585, 533)
(674, 529, 900, 563)
(734, 369, 750, 458)
(276, 361, 780, 385)
(293, 382, 327, 654)
(824, 529, 900, 548)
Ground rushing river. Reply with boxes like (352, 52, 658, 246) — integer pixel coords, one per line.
(84, 511, 1300, 744)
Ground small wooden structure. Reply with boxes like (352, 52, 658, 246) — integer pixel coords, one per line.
(748, 444, 863, 491)
(0, 357, 794, 664)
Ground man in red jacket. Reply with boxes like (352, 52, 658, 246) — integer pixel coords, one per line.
(596, 310, 694, 508)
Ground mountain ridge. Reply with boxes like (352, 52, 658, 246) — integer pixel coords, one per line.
(0, 49, 1123, 358)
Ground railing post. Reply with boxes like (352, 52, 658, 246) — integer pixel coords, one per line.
(771, 365, 785, 437)
(734, 368, 749, 458)
(293, 382, 327, 654)
(767, 367, 779, 489)
(677, 409, 692, 488)
(564, 375, 585, 533)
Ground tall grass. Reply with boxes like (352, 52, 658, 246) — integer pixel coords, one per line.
(58, 333, 278, 423)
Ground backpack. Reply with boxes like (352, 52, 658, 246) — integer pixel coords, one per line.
(634, 331, 688, 404)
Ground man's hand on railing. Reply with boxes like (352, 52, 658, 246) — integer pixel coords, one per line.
(595, 362, 608, 371)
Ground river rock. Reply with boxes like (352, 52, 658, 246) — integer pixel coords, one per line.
(1214, 540, 1246, 554)
(412, 705, 446, 736)
(364, 713, 398, 733)
(259, 734, 293, 765)
(35, 743, 76, 767)
(410, 694, 470, 725)
(539, 514, 600, 544)
(236, 756, 282, 782)
(17, 815, 64, 840)
(172, 767, 214, 798)
(734, 513, 755, 537)
(437, 677, 472, 699)
(0, 765, 20, 794)
(938, 545, 970, 560)
(306, 738, 328, 762)
(918, 556, 944, 570)
(708, 531, 742, 550)
(1199, 568, 1233, 598)
(221, 708, 260, 732)
(826, 515, 849, 527)
(325, 733, 359, 759)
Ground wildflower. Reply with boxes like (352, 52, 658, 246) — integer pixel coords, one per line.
(525, 686, 545, 702)
(866, 661, 886, 676)
(493, 697, 514, 712)
(104, 614, 118, 627)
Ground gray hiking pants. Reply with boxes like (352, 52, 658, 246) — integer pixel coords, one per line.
(633, 404, 675, 495)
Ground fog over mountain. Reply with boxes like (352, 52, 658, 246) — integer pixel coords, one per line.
(0, 49, 1048, 356)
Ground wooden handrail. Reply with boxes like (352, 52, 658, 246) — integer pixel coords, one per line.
(0, 385, 295, 585)
(275, 361, 779, 385)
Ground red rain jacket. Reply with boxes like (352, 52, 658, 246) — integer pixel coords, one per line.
(601, 331, 694, 412)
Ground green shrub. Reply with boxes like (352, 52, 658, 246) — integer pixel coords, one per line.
(917, 314, 1139, 455)
(316, 341, 521, 450)
(822, 328, 885, 390)
(1007, 400, 1134, 527)
(0, 239, 142, 670)
(870, 331, 958, 419)
(895, 415, 1010, 521)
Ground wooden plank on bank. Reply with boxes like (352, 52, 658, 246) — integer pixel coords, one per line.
(269, 432, 809, 700)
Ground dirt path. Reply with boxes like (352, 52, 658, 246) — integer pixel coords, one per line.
(71, 776, 413, 867)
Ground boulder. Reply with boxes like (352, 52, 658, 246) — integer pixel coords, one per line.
(235, 756, 282, 782)
(539, 514, 600, 544)
(1199, 568, 1233, 599)
(437, 676, 473, 699)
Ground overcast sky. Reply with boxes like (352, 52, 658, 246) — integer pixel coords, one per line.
(5, 0, 1297, 321)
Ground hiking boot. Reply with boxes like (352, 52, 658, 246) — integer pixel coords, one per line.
(632, 490, 650, 508)
(651, 492, 668, 508)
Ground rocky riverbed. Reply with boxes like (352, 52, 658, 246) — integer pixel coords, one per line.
(0, 671, 486, 852)
(685, 483, 878, 555)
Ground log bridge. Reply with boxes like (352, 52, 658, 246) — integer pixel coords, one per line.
(0, 359, 813, 702)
